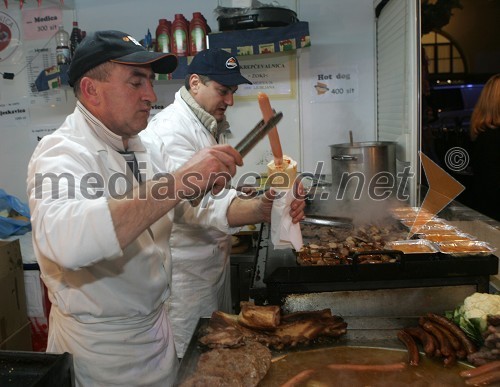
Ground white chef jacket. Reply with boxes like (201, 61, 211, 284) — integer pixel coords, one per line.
(27, 102, 236, 386)
(146, 90, 239, 358)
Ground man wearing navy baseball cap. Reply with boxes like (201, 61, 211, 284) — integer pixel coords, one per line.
(187, 48, 252, 87)
(27, 33, 251, 386)
(68, 30, 178, 87)
(28, 31, 306, 385)
(145, 48, 253, 358)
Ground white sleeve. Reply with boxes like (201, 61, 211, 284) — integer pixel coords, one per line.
(174, 188, 241, 235)
(27, 138, 122, 270)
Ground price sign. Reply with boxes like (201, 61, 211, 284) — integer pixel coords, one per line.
(22, 7, 62, 40)
(310, 66, 359, 103)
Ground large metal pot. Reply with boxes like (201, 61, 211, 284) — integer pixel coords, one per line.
(329, 141, 396, 201)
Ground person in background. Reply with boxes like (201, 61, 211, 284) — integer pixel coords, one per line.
(27, 31, 305, 386)
(469, 73, 500, 221)
(146, 48, 261, 358)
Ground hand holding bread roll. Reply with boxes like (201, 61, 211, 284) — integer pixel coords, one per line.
(258, 93, 302, 250)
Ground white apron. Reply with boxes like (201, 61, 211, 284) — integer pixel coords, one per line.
(48, 306, 179, 386)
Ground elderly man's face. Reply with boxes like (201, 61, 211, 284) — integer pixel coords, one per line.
(92, 63, 157, 139)
(191, 76, 238, 122)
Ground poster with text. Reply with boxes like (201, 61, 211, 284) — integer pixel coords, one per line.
(236, 53, 295, 99)
(310, 66, 359, 103)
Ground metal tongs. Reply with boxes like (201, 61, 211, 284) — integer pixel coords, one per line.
(235, 112, 283, 157)
(189, 112, 283, 206)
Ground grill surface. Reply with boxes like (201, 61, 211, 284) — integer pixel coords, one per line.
(250, 222, 498, 306)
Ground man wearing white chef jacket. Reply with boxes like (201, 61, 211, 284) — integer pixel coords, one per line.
(146, 48, 256, 358)
(26, 31, 305, 387)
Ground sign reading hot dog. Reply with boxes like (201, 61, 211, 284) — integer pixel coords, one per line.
(310, 66, 359, 103)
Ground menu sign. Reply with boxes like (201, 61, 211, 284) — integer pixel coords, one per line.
(22, 7, 62, 40)
(310, 66, 359, 103)
(236, 53, 295, 99)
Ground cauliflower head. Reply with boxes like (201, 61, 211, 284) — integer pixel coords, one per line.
(463, 293, 500, 321)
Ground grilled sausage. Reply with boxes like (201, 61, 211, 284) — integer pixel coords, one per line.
(443, 350, 457, 367)
(420, 318, 452, 356)
(460, 360, 500, 378)
(425, 327, 442, 357)
(281, 369, 316, 387)
(421, 320, 456, 365)
(326, 362, 407, 372)
(464, 370, 500, 386)
(433, 322, 466, 358)
(398, 330, 420, 366)
(404, 326, 436, 357)
(426, 312, 478, 355)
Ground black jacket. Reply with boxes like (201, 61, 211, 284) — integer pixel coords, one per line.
(470, 127, 500, 221)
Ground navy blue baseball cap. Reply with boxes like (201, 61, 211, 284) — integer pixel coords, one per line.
(68, 30, 178, 87)
(187, 48, 251, 86)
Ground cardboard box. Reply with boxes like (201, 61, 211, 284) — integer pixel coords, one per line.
(0, 239, 30, 343)
(0, 320, 32, 351)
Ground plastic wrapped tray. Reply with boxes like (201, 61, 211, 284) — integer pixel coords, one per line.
(417, 232, 475, 243)
(390, 207, 433, 220)
(385, 239, 439, 254)
(414, 223, 459, 235)
(437, 240, 497, 256)
(401, 217, 447, 228)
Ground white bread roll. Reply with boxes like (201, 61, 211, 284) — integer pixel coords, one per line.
(267, 155, 297, 189)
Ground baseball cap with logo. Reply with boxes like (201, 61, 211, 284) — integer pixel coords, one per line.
(187, 48, 252, 86)
(67, 30, 178, 87)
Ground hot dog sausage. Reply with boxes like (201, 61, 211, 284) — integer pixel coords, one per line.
(460, 360, 500, 378)
(433, 321, 465, 356)
(421, 320, 456, 365)
(464, 370, 500, 386)
(404, 327, 436, 357)
(326, 362, 407, 372)
(281, 369, 316, 387)
(398, 330, 420, 366)
(420, 319, 452, 356)
(426, 312, 478, 355)
(257, 92, 283, 165)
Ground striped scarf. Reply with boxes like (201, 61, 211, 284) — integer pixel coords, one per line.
(179, 86, 230, 143)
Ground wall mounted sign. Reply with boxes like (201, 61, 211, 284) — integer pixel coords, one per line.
(236, 53, 295, 99)
(310, 66, 359, 103)
(0, 101, 29, 126)
(22, 6, 62, 40)
(0, 11, 21, 62)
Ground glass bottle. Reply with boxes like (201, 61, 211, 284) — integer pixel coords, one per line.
(70, 21, 82, 58)
(55, 25, 70, 65)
